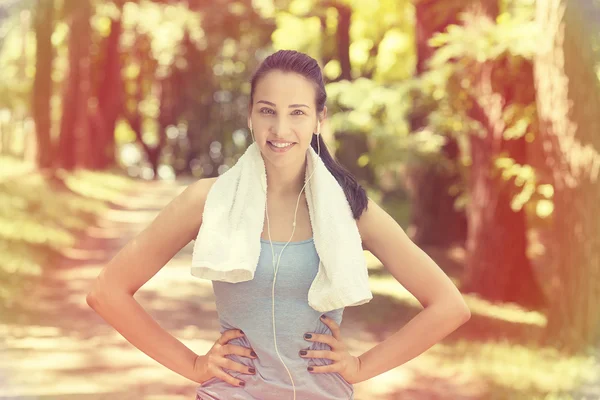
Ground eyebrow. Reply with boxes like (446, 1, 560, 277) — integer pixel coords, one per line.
(257, 100, 310, 108)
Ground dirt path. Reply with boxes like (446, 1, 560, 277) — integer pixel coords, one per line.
(0, 178, 473, 400)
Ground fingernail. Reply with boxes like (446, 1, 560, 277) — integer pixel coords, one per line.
(299, 350, 307, 356)
(239, 381, 245, 386)
(307, 366, 313, 371)
(320, 314, 326, 319)
(304, 333, 312, 339)
(251, 351, 257, 357)
(239, 330, 244, 335)
(249, 367, 255, 373)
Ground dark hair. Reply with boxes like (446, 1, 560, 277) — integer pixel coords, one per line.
(249, 50, 368, 220)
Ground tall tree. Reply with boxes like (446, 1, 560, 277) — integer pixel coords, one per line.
(32, 0, 54, 169)
(428, 0, 546, 307)
(462, 1, 544, 308)
(533, 0, 600, 351)
(327, 1, 375, 186)
(56, 0, 92, 170)
(123, 33, 163, 177)
(405, 0, 472, 247)
(89, 0, 124, 169)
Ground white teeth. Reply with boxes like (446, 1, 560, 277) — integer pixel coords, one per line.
(270, 142, 293, 148)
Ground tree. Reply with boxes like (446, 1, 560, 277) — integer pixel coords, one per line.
(405, 0, 473, 247)
(56, 0, 92, 170)
(88, 0, 125, 169)
(428, 0, 546, 308)
(32, 0, 54, 169)
(533, 0, 600, 351)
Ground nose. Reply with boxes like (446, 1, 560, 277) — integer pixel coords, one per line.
(271, 116, 291, 137)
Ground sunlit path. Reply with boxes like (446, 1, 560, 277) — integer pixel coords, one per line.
(0, 179, 212, 399)
(1, 177, 590, 400)
(0, 177, 448, 400)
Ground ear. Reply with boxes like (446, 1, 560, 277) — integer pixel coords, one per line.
(320, 106, 328, 123)
(247, 104, 253, 129)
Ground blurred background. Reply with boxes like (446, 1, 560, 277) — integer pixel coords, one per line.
(1, 0, 600, 399)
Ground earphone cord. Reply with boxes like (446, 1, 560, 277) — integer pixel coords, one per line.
(263, 127, 320, 400)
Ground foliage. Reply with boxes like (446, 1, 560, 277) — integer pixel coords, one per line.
(272, 0, 415, 82)
(428, 9, 538, 65)
(0, 4, 35, 110)
(408, 2, 554, 217)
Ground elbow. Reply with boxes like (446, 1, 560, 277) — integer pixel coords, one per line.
(460, 305, 471, 323)
(440, 296, 471, 325)
(86, 289, 99, 310)
(86, 278, 133, 312)
(86, 279, 111, 311)
(429, 293, 471, 323)
(448, 289, 471, 324)
(86, 285, 102, 312)
(455, 300, 471, 324)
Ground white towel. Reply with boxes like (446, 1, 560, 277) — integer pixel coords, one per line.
(191, 142, 373, 313)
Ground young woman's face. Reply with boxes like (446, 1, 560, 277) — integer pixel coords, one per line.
(248, 70, 322, 167)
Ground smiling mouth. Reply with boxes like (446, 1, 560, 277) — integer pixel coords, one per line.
(267, 141, 296, 148)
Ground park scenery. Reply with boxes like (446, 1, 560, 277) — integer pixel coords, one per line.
(1, 0, 600, 399)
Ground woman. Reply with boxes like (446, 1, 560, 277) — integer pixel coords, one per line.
(86, 50, 471, 400)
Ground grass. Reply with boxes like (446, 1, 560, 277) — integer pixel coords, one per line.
(0, 157, 138, 308)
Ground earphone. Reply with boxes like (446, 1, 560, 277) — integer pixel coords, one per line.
(248, 119, 320, 400)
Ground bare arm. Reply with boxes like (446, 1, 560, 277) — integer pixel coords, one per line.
(86, 177, 216, 383)
(354, 198, 471, 383)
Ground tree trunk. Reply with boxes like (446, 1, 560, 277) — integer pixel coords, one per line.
(334, 3, 351, 81)
(32, 0, 54, 170)
(75, 0, 92, 168)
(533, 0, 600, 351)
(405, 0, 469, 247)
(56, 0, 91, 170)
(125, 36, 165, 179)
(326, 1, 375, 185)
(91, 4, 123, 169)
(460, 2, 546, 309)
(462, 86, 544, 308)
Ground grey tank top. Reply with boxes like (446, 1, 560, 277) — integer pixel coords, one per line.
(196, 238, 354, 400)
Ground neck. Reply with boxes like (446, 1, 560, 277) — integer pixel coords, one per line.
(265, 160, 307, 197)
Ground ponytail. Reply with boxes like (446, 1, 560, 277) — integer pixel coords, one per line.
(310, 133, 368, 220)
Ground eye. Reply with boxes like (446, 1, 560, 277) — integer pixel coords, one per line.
(292, 110, 305, 115)
(260, 107, 274, 114)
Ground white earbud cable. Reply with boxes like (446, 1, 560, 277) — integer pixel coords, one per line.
(250, 120, 321, 400)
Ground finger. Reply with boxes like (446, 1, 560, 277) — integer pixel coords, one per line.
(223, 344, 258, 359)
(307, 363, 339, 374)
(221, 358, 256, 375)
(211, 365, 246, 387)
(299, 349, 339, 361)
(304, 332, 336, 349)
(319, 314, 342, 340)
(217, 329, 245, 346)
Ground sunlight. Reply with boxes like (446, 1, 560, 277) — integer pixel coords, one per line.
(419, 339, 600, 395)
(2, 0, 599, 398)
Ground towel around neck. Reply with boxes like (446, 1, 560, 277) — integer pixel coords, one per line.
(191, 142, 373, 313)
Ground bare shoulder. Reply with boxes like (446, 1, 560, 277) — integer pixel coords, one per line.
(356, 197, 407, 253)
(179, 176, 218, 237)
(180, 177, 218, 210)
(181, 176, 218, 201)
